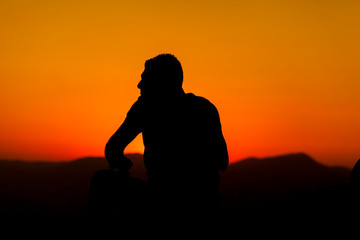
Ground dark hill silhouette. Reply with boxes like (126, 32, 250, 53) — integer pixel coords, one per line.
(0, 154, 144, 217)
(0, 153, 356, 218)
(220, 153, 351, 208)
(220, 153, 360, 224)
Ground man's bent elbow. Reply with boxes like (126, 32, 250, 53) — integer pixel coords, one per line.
(104, 136, 121, 163)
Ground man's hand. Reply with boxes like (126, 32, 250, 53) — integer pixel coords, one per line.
(108, 155, 133, 172)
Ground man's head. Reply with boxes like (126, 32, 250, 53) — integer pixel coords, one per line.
(138, 54, 183, 99)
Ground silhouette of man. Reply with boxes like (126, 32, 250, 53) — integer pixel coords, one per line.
(104, 54, 228, 211)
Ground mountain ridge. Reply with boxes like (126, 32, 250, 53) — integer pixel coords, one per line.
(219, 152, 351, 208)
(0, 152, 355, 217)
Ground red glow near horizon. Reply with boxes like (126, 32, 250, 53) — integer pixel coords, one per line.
(0, 1, 359, 168)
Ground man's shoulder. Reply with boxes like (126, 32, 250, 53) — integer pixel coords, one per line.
(185, 93, 218, 113)
(185, 93, 212, 104)
(185, 93, 216, 107)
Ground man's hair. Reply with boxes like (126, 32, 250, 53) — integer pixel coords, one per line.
(145, 54, 183, 88)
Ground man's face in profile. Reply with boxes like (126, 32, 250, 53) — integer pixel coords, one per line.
(137, 68, 150, 98)
(137, 66, 164, 99)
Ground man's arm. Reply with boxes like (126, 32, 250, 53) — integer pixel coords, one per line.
(208, 102, 229, 171)
(211, 116, 229, 171)
(216, 133, 229, 171)
(105, 99, 143, 171)
(105, 119, 141, 171)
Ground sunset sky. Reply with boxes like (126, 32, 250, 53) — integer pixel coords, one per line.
(1, 0, 359, 168)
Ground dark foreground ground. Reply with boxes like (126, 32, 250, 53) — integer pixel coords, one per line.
(0, 153, 359, 231)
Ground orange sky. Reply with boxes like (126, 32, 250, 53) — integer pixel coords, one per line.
(0, 0, 359, 168)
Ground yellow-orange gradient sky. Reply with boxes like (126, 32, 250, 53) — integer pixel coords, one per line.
(1, 0, 359, 167)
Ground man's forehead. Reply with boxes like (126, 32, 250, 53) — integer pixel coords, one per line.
(141, 67, 154, 78)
